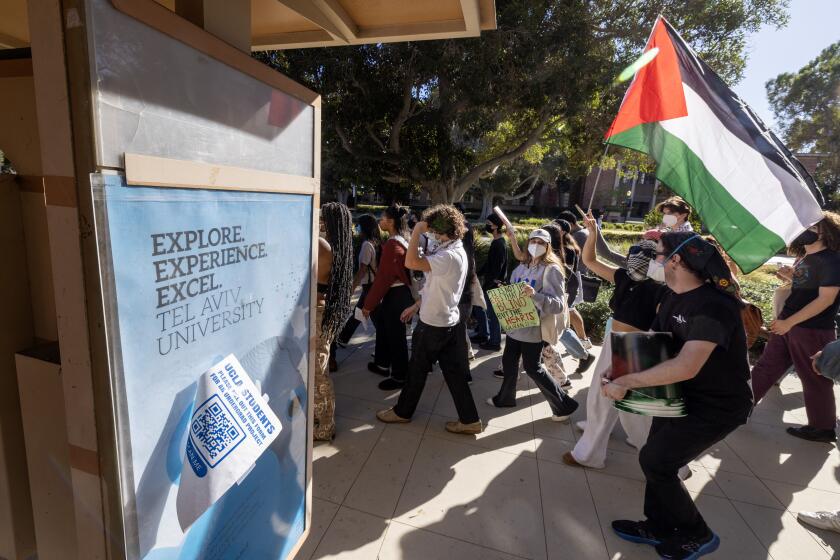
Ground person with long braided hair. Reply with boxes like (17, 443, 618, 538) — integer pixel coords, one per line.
(314, 202, 353, 441)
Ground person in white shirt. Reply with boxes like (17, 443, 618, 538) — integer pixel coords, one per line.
(376, 204, 482, 435)
(656, 196, 694, 232)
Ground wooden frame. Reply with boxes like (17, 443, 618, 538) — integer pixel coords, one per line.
(125, 154, 318, 195)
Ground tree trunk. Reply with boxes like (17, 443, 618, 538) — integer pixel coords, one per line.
(427, 183, 450, 205)
(480, 190, 496, 220)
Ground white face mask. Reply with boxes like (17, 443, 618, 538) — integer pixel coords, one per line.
(661, 214, 679, 228)
(528, 243, 547, 258)
(646, 260, 666, 283)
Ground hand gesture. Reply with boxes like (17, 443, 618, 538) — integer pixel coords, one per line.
(583, 211, 598, 234)
(521, 283, 535, 298)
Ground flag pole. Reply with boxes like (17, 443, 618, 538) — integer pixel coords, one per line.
(586, 143, 612, 213)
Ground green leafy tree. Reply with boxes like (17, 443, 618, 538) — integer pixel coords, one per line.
(767, 41, 840, 208)
(257, 0, 788, 204)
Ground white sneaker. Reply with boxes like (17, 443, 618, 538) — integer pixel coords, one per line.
(581, 338, 593, 350)
(551, 414, 571, 422)
(485, 397, 497, 408)
(798, 510, 840, 533)
(575, 420, 587, 432)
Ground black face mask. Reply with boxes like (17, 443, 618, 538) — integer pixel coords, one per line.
(792, 230, 819, 247)
(484, 224, 495, 234)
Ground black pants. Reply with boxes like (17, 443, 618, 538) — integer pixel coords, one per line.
(394, 320, 480, 424)
(496, 337, 578, 416)
(371, 285, 414, 380)
(640, 415, 741, 536)
(337, 284, 372, 344)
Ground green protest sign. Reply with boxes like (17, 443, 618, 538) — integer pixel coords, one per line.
(487, 283, 540, 332)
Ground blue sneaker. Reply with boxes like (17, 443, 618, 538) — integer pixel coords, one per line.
(611, 520, 666, 546)
(655, 530, 720, 559)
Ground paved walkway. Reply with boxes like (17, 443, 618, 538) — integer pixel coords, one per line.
(299, 333, 840, 560)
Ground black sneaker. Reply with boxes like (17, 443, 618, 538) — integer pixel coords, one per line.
(367, 362, 390, 377)
(378, 377, 405, 391)
(786, 425, 837, 443)
(611, 520, 666, 546)
(655, 529, 720, 559)
(470, 334, 489, 344)
(492, 369, 504, 379)
(479, 342, 502, 352)
(575, 352, 596, 374)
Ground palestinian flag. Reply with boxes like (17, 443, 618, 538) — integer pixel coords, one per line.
(606, 16, 824, 272)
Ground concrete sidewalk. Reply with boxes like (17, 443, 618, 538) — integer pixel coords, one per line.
(299, 334, 840, 559)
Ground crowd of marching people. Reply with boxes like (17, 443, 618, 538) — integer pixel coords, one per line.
(312, 196, 840, 560)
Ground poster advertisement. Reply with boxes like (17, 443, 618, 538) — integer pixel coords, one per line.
(92, 175, 312, 560)
(487, 283, 541, 332)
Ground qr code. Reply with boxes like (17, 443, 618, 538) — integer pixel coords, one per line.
(190, 395, 246, 467)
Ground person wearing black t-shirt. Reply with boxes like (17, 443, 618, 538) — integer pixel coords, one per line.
(472, 213, 507, 350)
(604, 232, 752, 560)
(751, 212, 840, 443)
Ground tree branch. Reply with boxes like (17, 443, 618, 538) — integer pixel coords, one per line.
(335, 123, 400, 165)
(389, 71, 416, 154)
(452, 109, 556, 200)
(501, 175, 540, 201)
(365, 123, 387, 152)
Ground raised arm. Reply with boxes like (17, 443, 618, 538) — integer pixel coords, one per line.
(581, 212, 618, 283)
(505, 227, 527, 262)
(405, 221, 432, 272)
(594, 225, 627, 267)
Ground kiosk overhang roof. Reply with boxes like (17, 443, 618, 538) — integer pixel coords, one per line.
(0, 0, 497, 51)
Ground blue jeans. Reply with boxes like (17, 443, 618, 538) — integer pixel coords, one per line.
(560, 328, 588, 360)
(473, 288, 502, 346)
